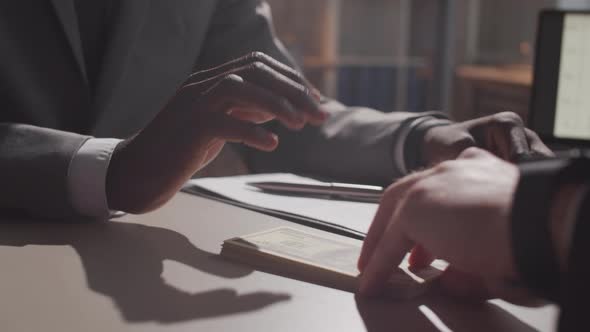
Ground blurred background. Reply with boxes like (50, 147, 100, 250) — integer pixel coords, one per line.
(266, 0, 590, 123)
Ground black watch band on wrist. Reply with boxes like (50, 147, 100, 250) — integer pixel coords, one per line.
(511, 156, 590, 301)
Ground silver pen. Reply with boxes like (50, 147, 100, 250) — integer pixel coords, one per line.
(247, 181, 383, 203)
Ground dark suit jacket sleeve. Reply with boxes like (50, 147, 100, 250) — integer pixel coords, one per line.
(196, 0, 446, 185)
(510, 154, 590, 330)
(0, 123, 89, 218)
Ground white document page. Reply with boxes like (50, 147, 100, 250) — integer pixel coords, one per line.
(185, 173, 378, 234)
(554, 13, 590, 140)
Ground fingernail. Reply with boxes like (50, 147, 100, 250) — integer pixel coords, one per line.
(311, 88, 322, 102)
(269, 133, 279, 143)
(263, 132, 279, 146)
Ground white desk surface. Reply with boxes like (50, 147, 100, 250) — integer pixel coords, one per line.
(0, 193, 559, 332)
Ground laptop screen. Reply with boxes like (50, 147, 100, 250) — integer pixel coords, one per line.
(530, 10, 590, 146)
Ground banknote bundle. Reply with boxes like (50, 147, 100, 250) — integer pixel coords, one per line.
(221, 227, 443, 299)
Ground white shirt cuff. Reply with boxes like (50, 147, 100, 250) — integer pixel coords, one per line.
(67, 138, 123, 218)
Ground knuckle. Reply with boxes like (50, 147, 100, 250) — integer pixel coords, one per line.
(405, 183, 430, 204)
(247, 51, 267, 61)
(221, 74, 243, 85)
(458, 146, 483, 159)
(249, 61, 269, 72)
(492, 111, 524, 127)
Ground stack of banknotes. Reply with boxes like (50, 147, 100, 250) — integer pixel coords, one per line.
(221, 227, 444, 299)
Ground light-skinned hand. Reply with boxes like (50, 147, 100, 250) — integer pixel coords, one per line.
(358, 148, 538, 303)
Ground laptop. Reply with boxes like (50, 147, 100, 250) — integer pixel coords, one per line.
(530, 10, 590, 150)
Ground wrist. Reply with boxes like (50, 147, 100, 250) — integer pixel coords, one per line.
(106, 134, 189, 214)
(106, 139, 162, 214)
(413, 119, 454, 168)
(106, 139, 132, 212)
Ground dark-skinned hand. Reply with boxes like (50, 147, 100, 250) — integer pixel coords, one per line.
(106, 52, 326, 214)
(422, 112, 553, 166)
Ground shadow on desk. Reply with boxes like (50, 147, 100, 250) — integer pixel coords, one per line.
(357, 293, 538, 332)
(0, 221, 291, 323)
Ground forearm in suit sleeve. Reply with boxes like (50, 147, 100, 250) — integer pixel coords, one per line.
(0, 123, 89, 218)
(197, 0, 446, 185)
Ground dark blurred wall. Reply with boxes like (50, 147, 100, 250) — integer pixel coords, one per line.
(477, 0, 554, 64)
(265, 0, 557, 113)
(264, 1, 326, 61)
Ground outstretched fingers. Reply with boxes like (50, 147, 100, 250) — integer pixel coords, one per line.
(209, 112, 279, 152)
(358, 171, 433, 272)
